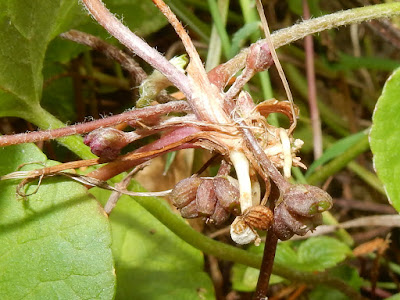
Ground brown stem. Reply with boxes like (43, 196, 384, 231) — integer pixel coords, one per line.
(253, 231, 278, 299)
(253, 184, 279, 300)
(235, 118, 289, 191)
(0, 101, 190, 146)
(60, 30, 147, 84)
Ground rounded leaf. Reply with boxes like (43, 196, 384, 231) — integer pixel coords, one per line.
(370, 67, 400, 212)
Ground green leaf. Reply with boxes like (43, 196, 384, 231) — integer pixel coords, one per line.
(231, 244, 283, 292)
(386, 293, 400, 300)
(275, 237, 352, 272)
(370, 67, 400, 212)
(308, 265, 362, 300)
(0, 0, 94, 159)
(308, 285, 349, 300)
(297, 237, 352, 272)
(306, 131, 367, 177)
(91, 182, 215, 300)
(0, 0, 80, 113)
(0, 143, 115, 299)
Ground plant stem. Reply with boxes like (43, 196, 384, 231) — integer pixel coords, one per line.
(205, 0, 229, 70)
(0, 101, 190, 147)
(253, 231, 278, 299)
(253, 185, 279, 299)
(347, 161, 385, 195)
(26, 105, 96, 159)
(303, 0, 322, 160)
(224, 3, 400, 84)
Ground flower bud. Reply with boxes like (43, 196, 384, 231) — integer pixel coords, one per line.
(196, 179, 217, 216)
(84, 128, 129, 160)
(170, 177, 202, 209)
(283, 184, 332, 217)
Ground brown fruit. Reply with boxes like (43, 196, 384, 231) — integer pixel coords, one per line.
(283, 184, 332, 217)
(196, 179, 217, 216)
(180, 200, 199, 219)
(208, 201, 230, 226)
(170, 177, 202, 208)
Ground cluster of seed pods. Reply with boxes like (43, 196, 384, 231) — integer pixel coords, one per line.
(273, 184, 333, 240)
(169, 176, 241, 226)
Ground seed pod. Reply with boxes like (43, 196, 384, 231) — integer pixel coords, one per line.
(284, 184, 332, 217)
(208, 201, 230, 226)
(214, 177, 240, 213)
(196, 179, 217, 216)
(273, 205, 295, 240)
(170, 177, 202, 209)
(242, 205, 273, 231)
(180, 200, 199, 219)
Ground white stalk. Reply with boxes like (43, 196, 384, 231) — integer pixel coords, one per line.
(230, 150, 252, 212)
(229, 150, 259, 245)
(279, 128, 292, 178)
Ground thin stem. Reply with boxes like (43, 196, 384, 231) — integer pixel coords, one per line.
(165, 0, 211, 42)
(253, 184, 279, 299)
(347, 161, 385, 195)
(236, 118, 289, 191)
(205, 0, 230, 70)
(60, 30, 147, 83)
(253, 232, 278, 299)
(0, 101, 190, 147)
(222, 3, 400, 83)
(303, 0, 322, 160)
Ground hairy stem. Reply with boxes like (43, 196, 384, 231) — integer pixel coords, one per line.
(224, 3, 400, 80)
(0, 101, 190, 147)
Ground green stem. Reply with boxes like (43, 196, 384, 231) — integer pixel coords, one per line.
(227, 3, 400, 79)
(307, 135, 370, 185)
(271, 3, 400, 48)
(27, 105, 96, 160)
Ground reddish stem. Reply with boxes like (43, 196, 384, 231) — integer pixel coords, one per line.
(303, 0, 322, 159)
(0, 101, 190, 146)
